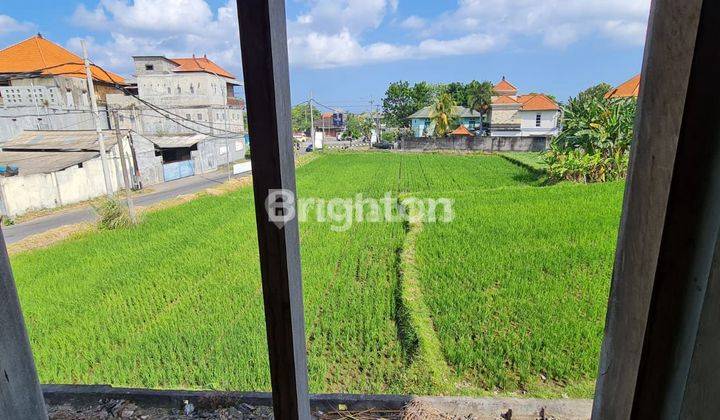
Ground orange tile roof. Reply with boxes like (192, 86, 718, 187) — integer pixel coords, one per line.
(518, 94, 560, 111)
(492, 95, 519, 105)
(494, 77, 518, 94)
(450, 125, 473, 136)
(0, 35, 124, 84)
(171, 57, 235, 79)
(605, 74, 640, 98)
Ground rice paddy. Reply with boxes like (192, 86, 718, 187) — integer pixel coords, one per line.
(10, 151, 623, 397)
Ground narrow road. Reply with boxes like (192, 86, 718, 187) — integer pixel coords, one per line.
(3, 169, 251, 244)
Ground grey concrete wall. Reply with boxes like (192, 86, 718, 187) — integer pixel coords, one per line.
(0, 107, 110, 143)
(400, 136, 548, 152)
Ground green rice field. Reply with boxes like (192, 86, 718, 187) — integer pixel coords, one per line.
(10, 152, 624, 397)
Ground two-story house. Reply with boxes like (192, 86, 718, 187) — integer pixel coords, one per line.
(409, 105, 482, 138)
(488, 77, 561, 142)
(106, 55, 246, 186)
(0, 35, 124, 141)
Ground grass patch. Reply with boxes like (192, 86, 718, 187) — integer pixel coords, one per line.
(11, 152, 621, 398)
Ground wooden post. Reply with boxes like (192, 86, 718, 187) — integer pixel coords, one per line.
(592, 0, 715, 417)
(235, 1, 311, 419)
(0, 228, 47, 419)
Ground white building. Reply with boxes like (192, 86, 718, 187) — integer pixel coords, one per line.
(488, 77, 561, 141)
(0, 130, 134, 217)
(107, 55, 244, 136)
(0, 35, 124, 142)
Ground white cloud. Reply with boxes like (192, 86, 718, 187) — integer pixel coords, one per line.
(66, 0, 651, 73)
(69, 0, 241, 77)
(424, 0, 650, 48)
(400, 16, 426, 30)
(0, 15, 35, 37)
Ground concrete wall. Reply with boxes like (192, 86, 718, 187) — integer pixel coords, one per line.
(136, 73, 228, 107)
(131, 133, 244, 187)
(400, 136, 548, 152)
(0, 144, 133, 217)
(0, 107, 110, 143)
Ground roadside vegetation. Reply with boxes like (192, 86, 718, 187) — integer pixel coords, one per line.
(546, 84, 636, 183)
(11, 152, 622, 398)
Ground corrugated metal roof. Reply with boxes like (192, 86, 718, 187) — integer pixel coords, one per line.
(0, 151, 98, 175)
(408, 105, 482, 119)
(142, 133, 210, 148)
(1, 130, 127, 151)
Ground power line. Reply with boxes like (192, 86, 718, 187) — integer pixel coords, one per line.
(89, 61, 245, 136)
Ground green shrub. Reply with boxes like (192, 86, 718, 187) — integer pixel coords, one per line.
(546, 85, 635, 183)
(93, 197, 132, 230)
(244, 147, 251, 160)
(2, 216, 14, 226)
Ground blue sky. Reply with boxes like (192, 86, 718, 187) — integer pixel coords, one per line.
(1, 0, 650, 112)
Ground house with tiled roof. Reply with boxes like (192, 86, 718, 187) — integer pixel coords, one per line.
(408, 105, 482, 138)
(0, 34, 125, 141)
(488, 77, 561, 141)
(105, 54, 246, 184)
(605, 74, 640, 99)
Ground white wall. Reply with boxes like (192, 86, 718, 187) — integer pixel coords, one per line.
(519, 110, 560, 136)
(0, 142, 134, 216)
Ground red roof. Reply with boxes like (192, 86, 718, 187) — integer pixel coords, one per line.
(0, 35, 124, 84)
(492, 95, 519, 105)
(518, 94, 559, 111)
(494, 77, 518, 95)
(605, 74, 640, 98)
(170, 56, 235, 79)
(450, 125, 473, 136)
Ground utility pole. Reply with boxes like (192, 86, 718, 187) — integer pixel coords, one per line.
(375, 105, 382, 144)
(309, 92, 314, 148)
(112, 110, 137, 223)
(225, 104, 231, 182)
(82, 40, 113, 197)
(369, 97, 374, 148)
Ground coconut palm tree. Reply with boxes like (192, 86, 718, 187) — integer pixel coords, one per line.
(430, 93, 456, 137)
(465, 80, 494, 130)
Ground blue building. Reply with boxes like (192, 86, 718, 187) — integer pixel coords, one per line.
(408, 105, 483, 138)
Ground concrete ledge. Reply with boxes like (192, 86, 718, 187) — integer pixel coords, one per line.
(42, 384, 411, 412)
(43, 384, 593, 419)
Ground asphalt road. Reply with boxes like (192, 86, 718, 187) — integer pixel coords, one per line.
(3, 169, 251, 245)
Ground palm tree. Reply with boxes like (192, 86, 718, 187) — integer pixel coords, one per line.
(430, 93, 456, 137)
(465, 80, 494, 131)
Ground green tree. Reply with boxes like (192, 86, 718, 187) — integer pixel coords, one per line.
(291, 103, 320, 134)
(465, 80, 494, 124)
(576, 83, 613, 102)
(382, 81, 414, 128)
(546, 87, 636, 182)
(430, 93, 457, 137)
(345, 114, 374, 141)
(410, 82, 435, 112)
(440, 82, 467, 106)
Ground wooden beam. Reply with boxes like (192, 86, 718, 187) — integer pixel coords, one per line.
(0, 228, 47, 419)
(235, 1, 311, 419)
(593, 0, 710, 417)
(632, 1, 720, 417)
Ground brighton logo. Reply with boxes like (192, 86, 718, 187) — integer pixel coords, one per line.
(265, 189, 454, 231)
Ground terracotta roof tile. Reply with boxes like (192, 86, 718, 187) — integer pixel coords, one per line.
(450, 125, 473, 136)
(0, 35, 124, 84)
(492, 95, 519, 105)
(605, 74, 640, 98)
(518, 94, 560, 111)
(170, 57, 235, 79)
(494, 78, 518, 94)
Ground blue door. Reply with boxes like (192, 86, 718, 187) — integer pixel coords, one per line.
(163, 160, 195, 181)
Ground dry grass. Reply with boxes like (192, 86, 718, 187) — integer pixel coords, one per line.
(8, 223, 95, 256)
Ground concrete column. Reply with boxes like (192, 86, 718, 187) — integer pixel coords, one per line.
(0, 228, 47, 419)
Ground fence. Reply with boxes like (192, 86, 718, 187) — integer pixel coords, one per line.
(399, 136, 548, 152)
